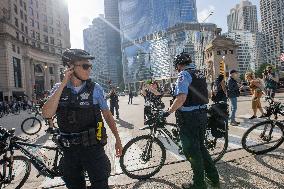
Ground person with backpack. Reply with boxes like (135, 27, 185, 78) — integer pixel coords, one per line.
(245, 72, 265, 119)
(263, 66, 279, 99)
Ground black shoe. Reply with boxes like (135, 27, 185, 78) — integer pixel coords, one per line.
(249, 115, 257, 119)
(182, 182, 206, 189)
(205, 177, 221, 189)
(230, 121, 239, 126)
(259, 114, 266, 118)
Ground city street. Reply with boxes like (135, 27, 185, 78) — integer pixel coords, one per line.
(0, 94, 283, 189)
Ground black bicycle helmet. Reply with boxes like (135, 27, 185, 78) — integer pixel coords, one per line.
(62, 49, 95, 67)
(173, 52, 192, 69)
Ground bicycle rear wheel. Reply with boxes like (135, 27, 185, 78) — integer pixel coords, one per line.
(205, 121, 228, 163)
(21, 117, 42, 135)
(0, 155, 31, 189)
(120, 135, 166, 180)
(242, 120, 284, 155)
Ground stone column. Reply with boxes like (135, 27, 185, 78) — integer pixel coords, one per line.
(44, 63, 51, 91)
(54, 65, 60, 83)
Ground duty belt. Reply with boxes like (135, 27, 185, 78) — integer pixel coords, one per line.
(59, 128, 98, 147)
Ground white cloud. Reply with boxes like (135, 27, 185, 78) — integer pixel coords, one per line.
(197, 5, 216, 23)
(68, 0, 104, 49)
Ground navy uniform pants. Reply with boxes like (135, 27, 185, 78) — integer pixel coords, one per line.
(178, 110, 219, 188)
(62, 144, 111, 189)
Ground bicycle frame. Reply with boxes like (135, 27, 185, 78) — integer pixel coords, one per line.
(12, 141, 63, 178)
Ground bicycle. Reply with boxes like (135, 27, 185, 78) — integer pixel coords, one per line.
(241, 96, 284, 155)
(119, 102, 229, 180)
(0, 126, 63, 189)
(21, 105, 57, 135)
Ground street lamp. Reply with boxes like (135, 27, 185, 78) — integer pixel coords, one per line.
(200, 11, 214, 71)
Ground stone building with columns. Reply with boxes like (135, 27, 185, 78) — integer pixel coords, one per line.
(0, 0, 70, 101)
(205, 31, 239, 83)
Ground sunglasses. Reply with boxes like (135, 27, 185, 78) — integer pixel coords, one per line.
(74, 64, 93, 70)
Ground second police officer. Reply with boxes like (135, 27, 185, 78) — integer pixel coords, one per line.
(162, 52, 220, 189)
(42, 49, 123, 189)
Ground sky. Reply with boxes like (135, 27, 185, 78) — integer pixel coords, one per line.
(68, 0, 261, 49)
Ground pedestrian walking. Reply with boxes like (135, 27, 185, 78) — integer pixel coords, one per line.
(263, 65, 279, 99)
(245, 72, 265, 119)
(227, 70, 241, 126)
(162, 52, 220, 189)
(109, 89, 120, 119)
(42, 49, 123, 189)
(128, 90, 133, 104)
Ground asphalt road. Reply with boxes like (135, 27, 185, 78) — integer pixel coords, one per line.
(0, 94, 283, 189)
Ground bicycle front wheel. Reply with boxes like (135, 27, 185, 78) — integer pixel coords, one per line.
(242, 120, 284, 155)
(120, 135, 166, 180)
(0, 155, 31, 189)
(21, 117, 42, 135)
(205, 121, 228, 163)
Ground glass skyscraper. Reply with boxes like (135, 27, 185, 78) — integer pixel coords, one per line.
(118, 0, 216, 92)
(119, 0, 198, 44)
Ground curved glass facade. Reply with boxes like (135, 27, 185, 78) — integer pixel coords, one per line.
(121, 23, 217, 90)
(118, 0, 198, 43)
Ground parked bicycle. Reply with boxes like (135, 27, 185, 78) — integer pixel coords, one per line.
(0, 126, 63, 189)
(119, 101, 229, 180)
(242, 96, 284, 154)
(21, 106, 57, 135)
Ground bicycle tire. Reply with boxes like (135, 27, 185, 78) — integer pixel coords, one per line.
(0, 156, 31, 189)
(21, 117, 42, 135)
(120, 135, 166, 180)
(205, 120, 228, 163)
(242, 120, 284, 155)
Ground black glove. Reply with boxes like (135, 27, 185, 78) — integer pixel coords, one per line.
(161, 110, 170, 118)
(46, 127, 55, 134)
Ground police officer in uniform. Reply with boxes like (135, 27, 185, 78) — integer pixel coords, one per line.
(162, 53, 220, 189)
(42, 49, 123, 189)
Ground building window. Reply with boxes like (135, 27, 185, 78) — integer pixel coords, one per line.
(29, 7, 33, 16)
(14, 4, 18, 14)
(24, 14, 27, 22)
(31, 30, 35, 38)
(12, 44, 16, 52)
(43, 25, 48, 32)
(13, 57, 22, 88)
(17, 47, 20, 54)
(49, 27, 54, 34)
(15, 18, 18, 27)
(217, 50, 221, 55)
(48, 16, 53, 25)
(50, 47, 55, 53)
(36, 32, 40, 40)
(25, 26, 28, 34)
(20, 0, 23, 7)
(43, 35, 48, 43)
(21, 23, 24, 32)
(23, 2, 27, 11)
(57, 39, 61, 46)
(50, 37, 54, 45)
(20, 10, 23, 19)
(43, 14, 47, 23)
(31, 41, 36, 47)
(35, 21, 39, 29)
(44, 45, 49, 51)
(16, 32, 19, 39)
(223, 50, 227, 55)
(29, 18, 34, 27)
(22, 36, 25, 42)
(229, 50, 234, 54)
(57, 30, 61, 37)
(50, 80, 54, 89)
(49, 67, 54, 74)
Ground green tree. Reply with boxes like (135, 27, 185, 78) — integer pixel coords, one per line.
(255, 63, 271, 78)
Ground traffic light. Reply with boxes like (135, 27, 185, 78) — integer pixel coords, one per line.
(219, 59, 225, 77)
